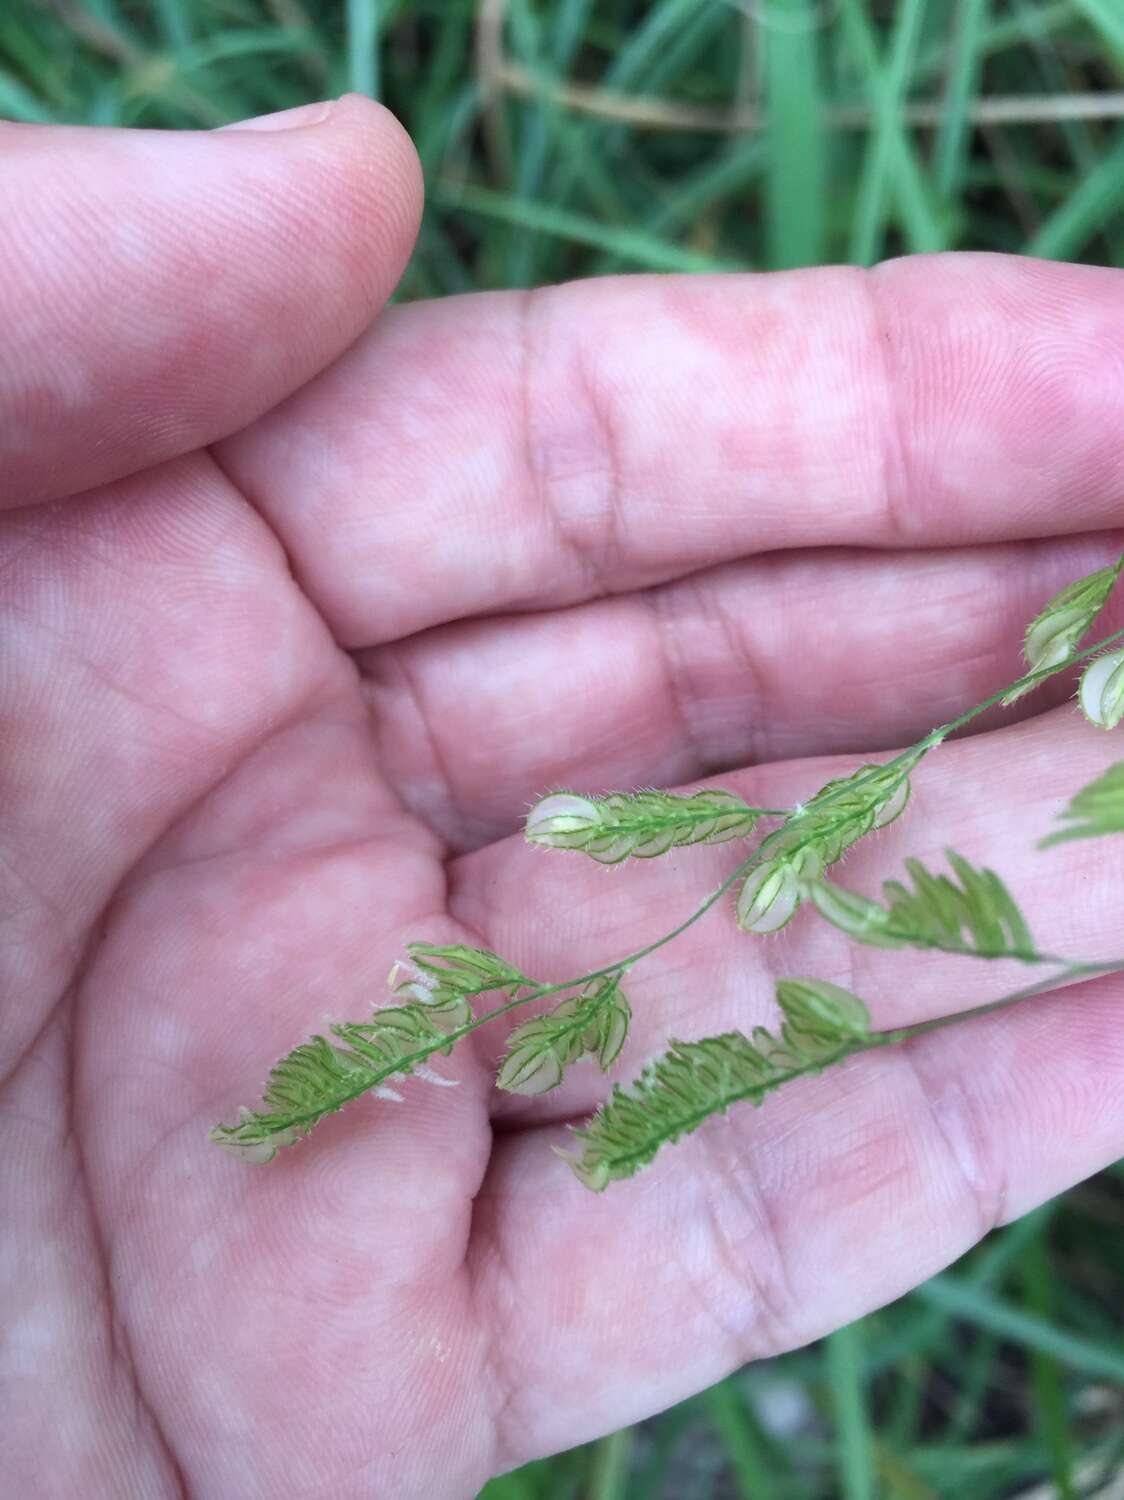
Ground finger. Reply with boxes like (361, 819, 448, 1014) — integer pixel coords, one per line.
(0, 97, 421, 507)
(447, 703, 1124, 1128)
(472, 969, 1124, 1467)
(12, 712, 497, 1499)
(360, 531, 1124, 850)
(0, 457, 366, 1074)
(216, 254, 1124, 647)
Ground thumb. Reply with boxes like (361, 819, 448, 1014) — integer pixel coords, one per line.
(0, 94, 421, 507)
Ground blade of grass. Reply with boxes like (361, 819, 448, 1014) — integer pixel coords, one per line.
(1071, 0, 1124, 66)
(543, 0, 726, 222)
(152, 0, 191, 50)
(433, 180, 740, 271)
(490, 0, 542, 272)
(119, 65, 230, 129)
(643, 136, 765, 237)
(418, 77, 482, 182)
(882, 1356, 927, 1451)
(842, 0, 935, 263)
(1014, 0, 1116, 270)
(826, 1320, 875, 1500)
(1020, 1231, 1076, 1499)
(0, 65, 55, 121)
(586, 1428, 632, 1500)
(1017, 4, 1124, 271)
(173, 28, 315, 78)
(413, 0, 474, 172)
(873, 1439, 940, 1500)
(760, 0, 825, 268)
(837, 0, 945, 259)
(1025, 127, 1124, 260)
(915, 1274, 1124, 1383)
(868, 1205, 1055, 1373)
(506, 0, 596, 286)
(1014, 0, 1100, 181)
(915, 1, 1073, 82)
(415, 216, 476, 296)
(601, 0, 724, 93)
(942, 1330, 1001, 1445)
(67, 0, 143, 51)
(933, 0, 989, 202)
(704, 1376, 781, 1500)
(906, 1436, 1065, 1489)
(793, 1432, 1063, 1490)
(346, 0, 379, 99)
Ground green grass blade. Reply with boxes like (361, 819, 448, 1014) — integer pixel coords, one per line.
(882, 1356, 926, 1450)
(838, 0, 944, 259)
(0, 65, 55, 121)
(346, 0, 379, 99)
(417, 77, 482, 185)
(704, 1377, 780, 1499)
(173, 28, 313, 78)
(1071, 0, 1124, 65)
(1026, 128, 1124, 261)
(873, 1440, 940, 1500)
(543, 0, 726, 239)
(1020, 1232, 1076, 1499)
(413, 0, 474, 171)
(644, 137, 765, 237)
(434, 180, 739, 272)
(843, 0, 933, 264)
(601, 0, 718, 90)
(761, 0, 825, 269)
(915, 1, 1071, 83)
(506, 0, 595, 287)
(827, 1320, 875, 1500)
(152, 0, 191, 50)
(916, 1273, 1124, 1382)
(933, 0, 989, 202)
(587, 1427, 632, 1500)
(414, 216, 475, 296)
(942, 1329, 1000, 1445)
(869, 1204, 1055, 1373)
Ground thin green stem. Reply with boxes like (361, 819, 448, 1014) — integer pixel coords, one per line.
(875, 956, 1124, 1049)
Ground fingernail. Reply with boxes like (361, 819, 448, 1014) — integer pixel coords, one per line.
(218, 100, 336, 133)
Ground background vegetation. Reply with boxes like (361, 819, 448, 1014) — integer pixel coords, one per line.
(4, 1, 1123, 1494)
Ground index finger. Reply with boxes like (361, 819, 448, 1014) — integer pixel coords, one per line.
(217, 253, 1124, 647)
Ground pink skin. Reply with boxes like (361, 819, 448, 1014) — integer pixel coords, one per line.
(3, 96, 1124, 1498)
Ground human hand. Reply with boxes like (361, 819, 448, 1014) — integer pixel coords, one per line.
(4, 98, 1124, 1499)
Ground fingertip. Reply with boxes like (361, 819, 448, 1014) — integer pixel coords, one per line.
(321, 93, 425, 305)
(0, 99, 424, 507)
(216, 91, 423, 315)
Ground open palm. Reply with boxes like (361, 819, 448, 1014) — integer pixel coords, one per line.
(5, 99, 1124, 1500)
